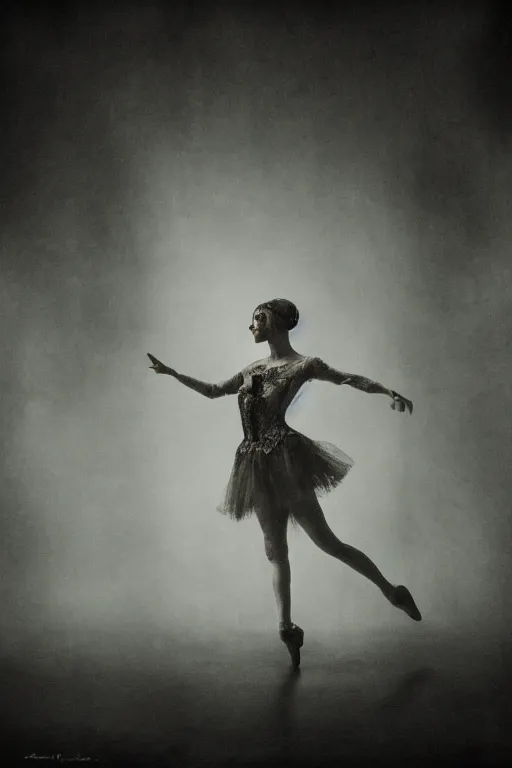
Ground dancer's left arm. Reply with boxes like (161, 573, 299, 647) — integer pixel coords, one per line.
(308, 357, 413, 413)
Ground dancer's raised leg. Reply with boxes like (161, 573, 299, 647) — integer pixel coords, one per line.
(293, 493, 421, 621)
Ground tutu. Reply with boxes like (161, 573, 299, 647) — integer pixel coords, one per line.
(218, 428, 354, 525)
(215, 355, 355, 524)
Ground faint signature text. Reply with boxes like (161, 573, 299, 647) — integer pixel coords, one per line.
(24, 755, 98, 763)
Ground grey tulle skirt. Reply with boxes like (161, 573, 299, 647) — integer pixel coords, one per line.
(217, 430, 354, 525)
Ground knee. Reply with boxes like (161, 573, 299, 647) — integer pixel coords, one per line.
(311, 530, 347, 558)
(264, 536, 289, 564)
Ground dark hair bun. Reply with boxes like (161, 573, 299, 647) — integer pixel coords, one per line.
(256, 298, 299, 331)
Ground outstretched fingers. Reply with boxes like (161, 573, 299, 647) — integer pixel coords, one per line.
(147, 352, 165, 372)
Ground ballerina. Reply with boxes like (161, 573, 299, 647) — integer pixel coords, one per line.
(148, 298, 421, 668)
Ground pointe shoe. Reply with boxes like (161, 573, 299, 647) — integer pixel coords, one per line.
(391, 586, 422, 621)
(279, 624, 304, 668)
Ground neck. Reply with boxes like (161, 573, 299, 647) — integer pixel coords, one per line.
(267, 333, 296, 360)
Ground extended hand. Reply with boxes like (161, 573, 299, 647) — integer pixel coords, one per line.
(147, 353, 174, 376)
(389, 390, 413, 414)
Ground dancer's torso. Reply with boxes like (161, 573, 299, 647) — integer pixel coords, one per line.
(237, 357, 310, 453)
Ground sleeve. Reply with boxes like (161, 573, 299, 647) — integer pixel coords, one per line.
(305, 357, 353, 385)
(305, 357, 330, 380)
(173, 369, 244, 399)
(211, 370, 245, 397)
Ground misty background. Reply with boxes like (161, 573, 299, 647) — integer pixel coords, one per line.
(1, 1, 511, 661)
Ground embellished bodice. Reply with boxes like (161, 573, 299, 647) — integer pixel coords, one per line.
(237, 358, 310, 454)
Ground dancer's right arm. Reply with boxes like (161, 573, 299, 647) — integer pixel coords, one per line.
(147, 353, 243, 399)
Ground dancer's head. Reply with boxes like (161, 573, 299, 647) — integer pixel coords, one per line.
(249, 298, 299, 343)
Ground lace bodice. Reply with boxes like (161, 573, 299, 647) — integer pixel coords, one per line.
(237, 357, 312, 453)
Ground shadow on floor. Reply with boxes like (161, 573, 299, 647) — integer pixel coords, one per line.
(1, 625, 510, 766)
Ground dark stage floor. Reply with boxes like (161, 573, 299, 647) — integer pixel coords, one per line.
(2, 623, 510, 767)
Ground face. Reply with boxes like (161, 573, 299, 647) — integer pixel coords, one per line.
(249, 307, 275, 343)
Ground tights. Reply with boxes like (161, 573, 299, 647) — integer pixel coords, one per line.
(255, 494, 395, 629)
